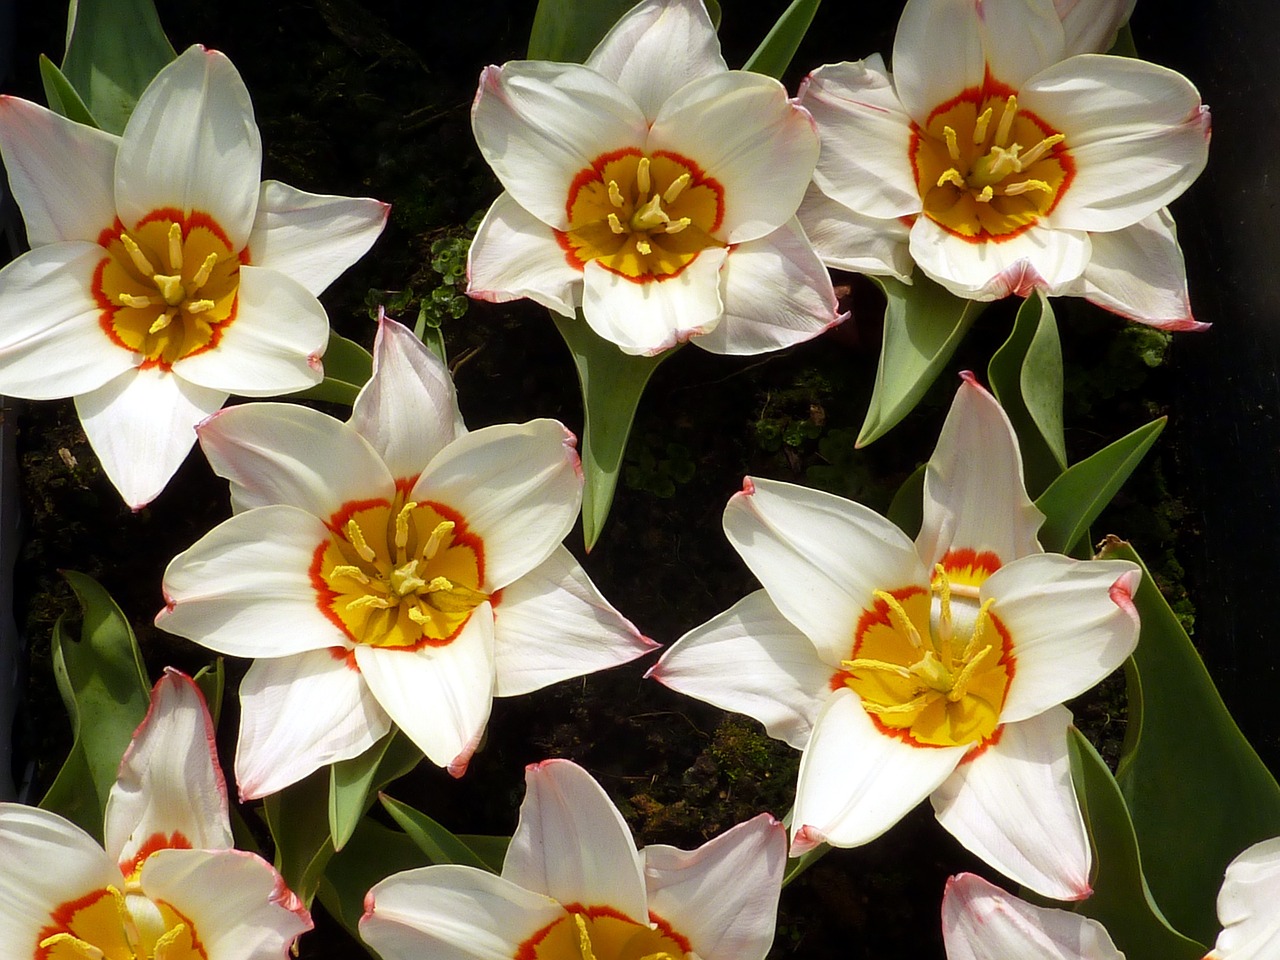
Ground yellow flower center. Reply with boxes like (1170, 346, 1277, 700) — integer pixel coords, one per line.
(840, 561, 1014, 748)
(558, 149, 725, 282)
(94, 209, 242, 368)
(313, 492, 488, 649)
(517, 908, 688, 960)
(38, 884, 206, 960)
(911, 84, 1072, 242)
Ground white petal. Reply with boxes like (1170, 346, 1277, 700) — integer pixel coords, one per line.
(987, 556, 1140, 721)
(649, 71, 818, 243)
(893, 0, 1065, 122)
(796, 182, 914, 280)
(471, 61, 648, 230)
(694, 220, 840, 356)
(503, 759, 648, 921)
(649, 590, 832, 751)
(0, 96, 119, 245)
(158, 505, 349, 657)
(116, 46, 262, 250)
(1027, 54, 1210, 232)
(350, 315, 465, 482)
(139, 848, 311, 957)
(235, 651, 390, 800)
(75, 365, 227, 509)
(917, 374, 1044, 570)
(0, 804, 118, 952)
(173, 265, 327, 396)
(723, 477, 927, 666)
(586, 0, 726, 121)
(1209, 837, 1280, 960)
(1061, 208, 1207, 330)
(492, 546, 655, 697)
(413, 420, 581, 589)
(466, 191, 582, 317)
(0, 243, 137, 399)
(792, 688, 965, 853)
(247, 180, 388, 295)
(105, 670, 233, 870)
(931, 706, 1091, 900)
(581, 250, 727, 356)
(910, 216, 1091, 301)
(799, 56, 921, 220)
(942, 872, 1123, 960)
(198, 401, 393, 518)
(644, 814, 786, 960)
(361, 864, 565, 960)
(1055, 0, 1137, 57)
(355, 607, 495, 774)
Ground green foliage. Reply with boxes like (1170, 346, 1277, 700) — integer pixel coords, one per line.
(40, 572, 151, 840)
(289, 331, 374, 407)
(742, 0, 823, 78)
(39, 55, 98, 128)
(528, 0, 721, 62)
(329, 730, 421, 852)
(1068, 728, 1205, 960)
(380, 793, 509, 871)
(59, 0, 176, 134)
(858, 275, 986, 447)
(1102, 540, 1280, 944)
(625, 435, 695, 498)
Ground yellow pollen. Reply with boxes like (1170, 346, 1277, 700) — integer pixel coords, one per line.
(185, 298, 216, 314)
(152, 273, 186, 306)
(422, 520, 455, 561)
(994, 95, 1017, 146)
(394, 501, 418, 553)
(575, 914, 598, 960)
(344, 519, 378, 563)
(1004, 178, 1053, 196)
(861, 694, 931, 717)
(607, 179, 625, 208)
(120, 233, 156, 275)
(948, 645, 993, 701)
(390, 561, 427, 595)
(636, 156, 651, 195)
(842, 655, 913, 679)
(937, 168, 967, 190)
(347, 594, 394, 611)
(635, 237, 652, 256)
(975, 185, 994, 203)
(148, 309, 178, 335)
(943, 125, 961, 161)
(964, 597, 997, 660)
(116, 292, 157, 308)
(190, 251, 220, 290)
(607, 213, 626, 235)
(630, 193, 669, 231)
(972, 107, 993, 144)
(1018, 133, 1065, 168)
(873, 589, 923, 648)
(664, 217, 692, 235)
(167, 221, 184, 271)
(38, 933, 106, 959)
(330, 564, 370, 584)
(934, 564, 954, 655)
(663, 173, 691, 203)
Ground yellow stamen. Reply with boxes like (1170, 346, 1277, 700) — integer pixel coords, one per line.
(189, 252, 219, 290)
(964, 598, 998, 660)
(937, 168, 967, 190)
(635, 237, 652, 256)
(861, 693, 930, 716)
(943, 125, 961, 161)
(167, 222, 184, 271)
(662, 217, 692, 235)
(994, 95, 1018, 147)
(663, 172, 691, 203)
(346, 594, 394, 611)
(148, 309, 178, 335)
(636, 156, 651, 196)
(116, 292, 158, 308)
(574, 914, 598, 960)
(1003, 179, 1053, 197)
(390, 561, 427, 595)
(1017, 133, 1065, 168)
(841, 656, 913, 679)
(972, 107, 993, 144)
(329, 564, 370, 585)
(949, 645, 993, 701)
(394, 500, 418, 553)
(185, 299, 216, 314)
(607, 213, 626, 235)
(120, 233, 156, 276)
(975, 185, 994, 203)
(630, 193, 669, 231)
(607, 179, 625, 208)
(934, 564, 954, 658)
(345, 519, 378, 563)
(873, 589, 923, 648)
(38, 933, 105, 959)
(422, 520, 454, 561)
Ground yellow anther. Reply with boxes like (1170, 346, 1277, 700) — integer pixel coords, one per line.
(344, 520, 378, 563)
(994, 95, 1018, 147)
(167, 221, 184, 271)
(116, 292, 158, 309)
(937, 168, 967, 190)
(395, 500, 418, 552)
(346, 594, 394, 611)
(1003, 178, 1053, 197)
(841, 656, 913, 679)
(37, 933, 105, 959)
(964, 598, 997, 660)
(185, 299, 216, 314)
(422, 520, 455, 561)
(948, 645, 993, 701)
(973, 107, 993, 145)
(120, 233, 157, 276)
(153, 922, 190, 957)
(635, 237, 652, 256)
(148, 309, 178, 335)
(329, 564, 370, 585)
(607, 213, 626, 235)
(189, 252, 219, 290)
(639, 953, 680, 960)
(636, 156, 651, 196)
(153, 273, 186, 306)
(422, 578, 489, 613)
(1018, 133, 1065, 169)
(861, 694, 929, 717)
(975, 185, 994, 203)
(872, 589, 924, 648)
(607, 179, 625, 208)
(574, 914, 598, 960)
(407, 606, 433, 626)
(663, 172, 691, 204)
(663, 217, 692, 235)
(943, 125, 961, 162)
(933, 564, 955, 656)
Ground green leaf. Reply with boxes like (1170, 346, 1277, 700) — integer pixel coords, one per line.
(456, 834, 512, 873)
(987, 292, 1066, 498)
(857, 275, 984, 447)
(552, 312, 671, 549)
(414, 302, 448, 364)
(286, 331, 373, 407)
(528, 0, 639, 61)
(1067, 728, 1205, 960)
(781, 843, 829, 887)
(40, 571, 151, 839)
(885, 462, 925, 539)
(39, 55, 99, 127)
(318, 817, 432, 947)
(328, 730, 421, 852)
(61, 0, 177, 135)
(191, 658, 225, 730)
(1100, 539, 1280, 944)
(742, 0, 822, 79)
(1034, 418, 1166, 555)
(379, 793, 502, 871)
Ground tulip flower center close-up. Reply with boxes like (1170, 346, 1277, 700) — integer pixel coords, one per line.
(839, 561, 1014, 748)
(559, 149, 725, 281)
(38, 884, 205, 960)
(314, 493, 488, 649)
(911, 86, 1072, 241)
(94, 210, 243, 367)
(519, 908, 687, 960)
